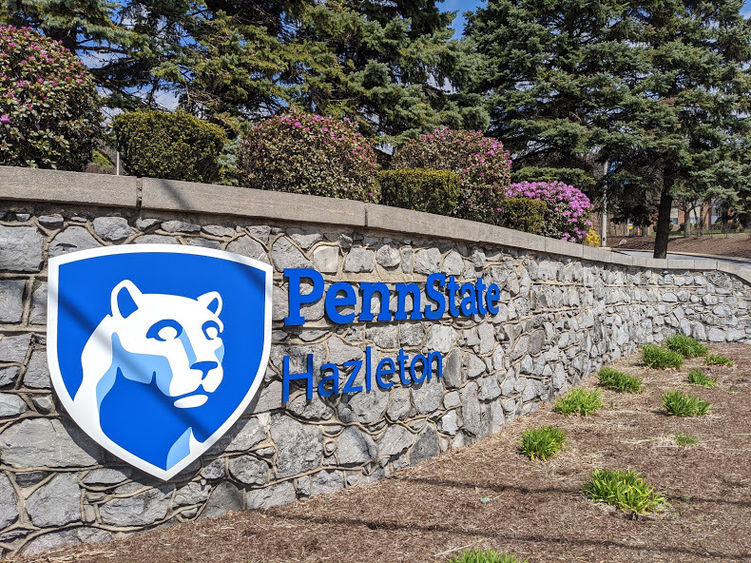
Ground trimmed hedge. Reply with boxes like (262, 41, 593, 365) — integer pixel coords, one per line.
(497, 197, 547, 235)
(378, 168, 460, 215)
(113, 110, 227, 183)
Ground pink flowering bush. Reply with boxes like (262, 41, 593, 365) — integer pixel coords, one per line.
(505, 181, 593, 242)
(237, 111, 378, 202)
(391, 128, 512, 223)
(0, 26, 100, 170)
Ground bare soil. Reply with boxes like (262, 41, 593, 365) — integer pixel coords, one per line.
(12, 343, 751, 563)
(612, 233, 751, 259)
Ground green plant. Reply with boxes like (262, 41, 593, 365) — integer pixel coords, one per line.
(665, 334, 708, 358)
(597, 367, 643, 393)
(553, 388, 603, 416)
(686, 369, 717, 388)
(238, 111, 378, 202)
(641, 344, 683, 369)
(378, 168, 460, 216)
(497, 197, 548, 235)
(0, 25, 101, 170)
(114, 110, 227, 183)
(663, 391, 711, 416)
(706, 354, 733, 366)
(518, 426, 567, 461)
(674, 433, 698, 446)
(583, 469, 666, 514)
(447, 549, 527, 563)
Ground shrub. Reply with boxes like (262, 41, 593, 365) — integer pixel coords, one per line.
(378, 168, 460, 216)
(706, 354, 733, 366)
(674, 433, 698, 446)
(663, 391, 711, 416)
(113, 110, 226, 183)
(238, 111, 378, 202)
(518, 426, 567, 461)
(497, 198, 547, 235)
(686, 369, 717, 388)
(583, 228, 601, 247)
(597, 367, 643, 393)
(641, 344, 683, 369)
(583, 469, 666, 514)
(553, 388, 603, 416)
(391, 128, 512, 224)
(447, 549, 527, 563)
(665, 334, 708, 358)
(0, 25, 101, 170)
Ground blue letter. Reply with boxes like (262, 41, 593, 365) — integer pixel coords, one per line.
(325, 282, 357, 324)
(410, 354, 428, 384)
(375, 357, 395, 389)
(394, 283, 423, 321)
(460, 282, 479, 316)
(475, 278, 487, 315)
(424, 273, 446, 320)
(486, 283, 500, 315)
(446, 276, 461, 317)
(284, 269, 324, 326)
(359, 282, 392, 322)
(427, 351, 443, 381)
(283, 354, 313, 402)
(397, 348, 411, 385)
(342, 360, 363, 394)
(318, 363, 340, 397)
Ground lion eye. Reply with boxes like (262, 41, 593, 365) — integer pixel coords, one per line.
(147, 320, 182, 341)
(203, 321, 221, 340)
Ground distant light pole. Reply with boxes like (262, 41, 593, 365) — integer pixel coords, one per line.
(601, 160, 608, 247)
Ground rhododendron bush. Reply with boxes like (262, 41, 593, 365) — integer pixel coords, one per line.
(505, 181, 592, 242)
(0, 26, 100, 170)
(238, 111, 378, 202)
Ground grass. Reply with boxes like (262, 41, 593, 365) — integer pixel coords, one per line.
(553, 388, 603, 416)
(665, 334, 708, 358)
(706, 354, 733, 366)
(597, 367, 643, 393)
(641, 344, 683, 369)
(447, 549, 527, 563)
(518, 426, 567, 461)
(582, 469, 666, 514)
(686, 369, 718, 388)
(663, 391, 712, 416)
(674, 433, 698, 446)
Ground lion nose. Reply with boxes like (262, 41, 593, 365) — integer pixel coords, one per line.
(191, 361, 218, 376)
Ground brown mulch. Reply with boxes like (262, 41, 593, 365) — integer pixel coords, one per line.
(611, 234, 751, 259)
(12, 343, 751, 563)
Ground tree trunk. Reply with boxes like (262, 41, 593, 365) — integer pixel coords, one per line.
(653, 187, 673, 259)
(685, 205, 692, 237)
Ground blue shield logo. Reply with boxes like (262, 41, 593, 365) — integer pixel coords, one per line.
(47, 245, 272, 480)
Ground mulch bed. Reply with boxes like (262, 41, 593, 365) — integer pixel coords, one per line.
(12, 343, 751, 563)
(611, 234, 751, 259)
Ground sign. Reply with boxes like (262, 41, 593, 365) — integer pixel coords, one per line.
(47, 245, 272, 480)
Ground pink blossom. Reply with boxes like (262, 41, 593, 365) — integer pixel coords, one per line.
(0, 114, 9, 124)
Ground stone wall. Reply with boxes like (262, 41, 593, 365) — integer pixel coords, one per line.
(0, 165, 750, 555)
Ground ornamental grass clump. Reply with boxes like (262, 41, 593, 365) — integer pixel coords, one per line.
(674, 433, 698, 446)
(706, 354, 733, 366)
(641, 344, 683, 369)
(686, 369, 717, 388)
(665, 334, 708, 358)
(583, 469, 666, 514)
(518, 426, 567, 461)
(663, 390, 711, 417)
(0, 25, 101, 170)
(238, 111, 378, 202)
(553, 388, 602, 416)
(597, 367, 643, 393)
(447, 549, 527, 563)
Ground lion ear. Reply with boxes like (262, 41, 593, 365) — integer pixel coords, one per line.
(198, 291, 222, 316)
(111, 280, 142, 319)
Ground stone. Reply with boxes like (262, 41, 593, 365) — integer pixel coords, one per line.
(270, 415, 323, 478)
(22, 528, 112, 555)
(312, 246, 339, 273)
(30, 283, 47, 324)
(0, 418, 98, 468)
(477, 376, 501, 401)
(400, 323, 424, 347)
(460, 382, 486, 437)
(426, 325, 458, 354)
(227, 235, 268, 263)
(161, 220, 200, 233)
(207, 417, 266, 455)
(288, 229, 322, 249)
(247, 225, 272, 243)
(467, 354, 486, 378)
(328, 336, 363, 364)
(174, 482, 211, 506)
(288, 392, 334, 420)
(337, 388, 389, 424)
(378, 425, 414, 458)
(202, 225, 235, 238)
(411, 379, 443, 414)
(0, 393, 27, 417)
(101, 486, 173, 526)
(38, 215, 64, 229)
(188, 237, 221, 249)
(0, 367, 19, 387)
(255, 380, 282, 412)
(310, 470, 344, 496)
(200, 459, 225, 480)
(0, 280, 25, 323)
(376, 245, 401, 268)
(386, 387, 412, 420)
(82, 468, 132, 486)
(49, 226, 101, 257)
(477, 323, 495, 355)
(228, 456, 267, 485)
(366, 325, 399, 349)
(444, 391, 460, 409)
(0, 473, 18, 528)
(0, 333, 31, 363)
(414, 248, 441, 274)
(337, 427, 377, 465)
(26, 473, 81, 527)
(343, 247, 375, 273)
(246, 481, 296, 509)
(199, 482, 243, 519)
(135, 218, 160, 230)
(440, 411, 459, 435)
(410, 425, 439, 465)
(23, 349, 50, 388)
(0, 226, 43, 272)
(442, 251, 464, 276)
(93, 217, 133, 241)
(135, 234, 178, 244)
(272, 237, 312, 271)
(443, 348, 464, 389)
(707, 327, 726, 342)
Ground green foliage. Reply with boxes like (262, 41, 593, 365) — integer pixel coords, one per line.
(686, 370, 717, 389)
(553, 388, 603, 416)
(674, 433, 698, 446)
(597, 368, 643, 393)
(663, 391, 712, 417)
(641, 345, 683, 369)
(706, 354, 733, 367)
(378, 169, 460, 216)
(497, 198, 547, 235)
(447, 549, 527, 563)
(0, 25, 101, 170)
(238, 111, 378, 202)
(511, 166, 597, 192)
(392, 128, 512, 223)
(518, 426, 566, 461)
(665, 335, 708, 358)
(583, 469, 666, 514)
(113, 110, 226, 183)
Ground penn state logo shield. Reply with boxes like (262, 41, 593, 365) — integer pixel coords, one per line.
(47, 244, 272, 480)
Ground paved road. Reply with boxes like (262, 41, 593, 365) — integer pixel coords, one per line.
(616, 249, 751, 272)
